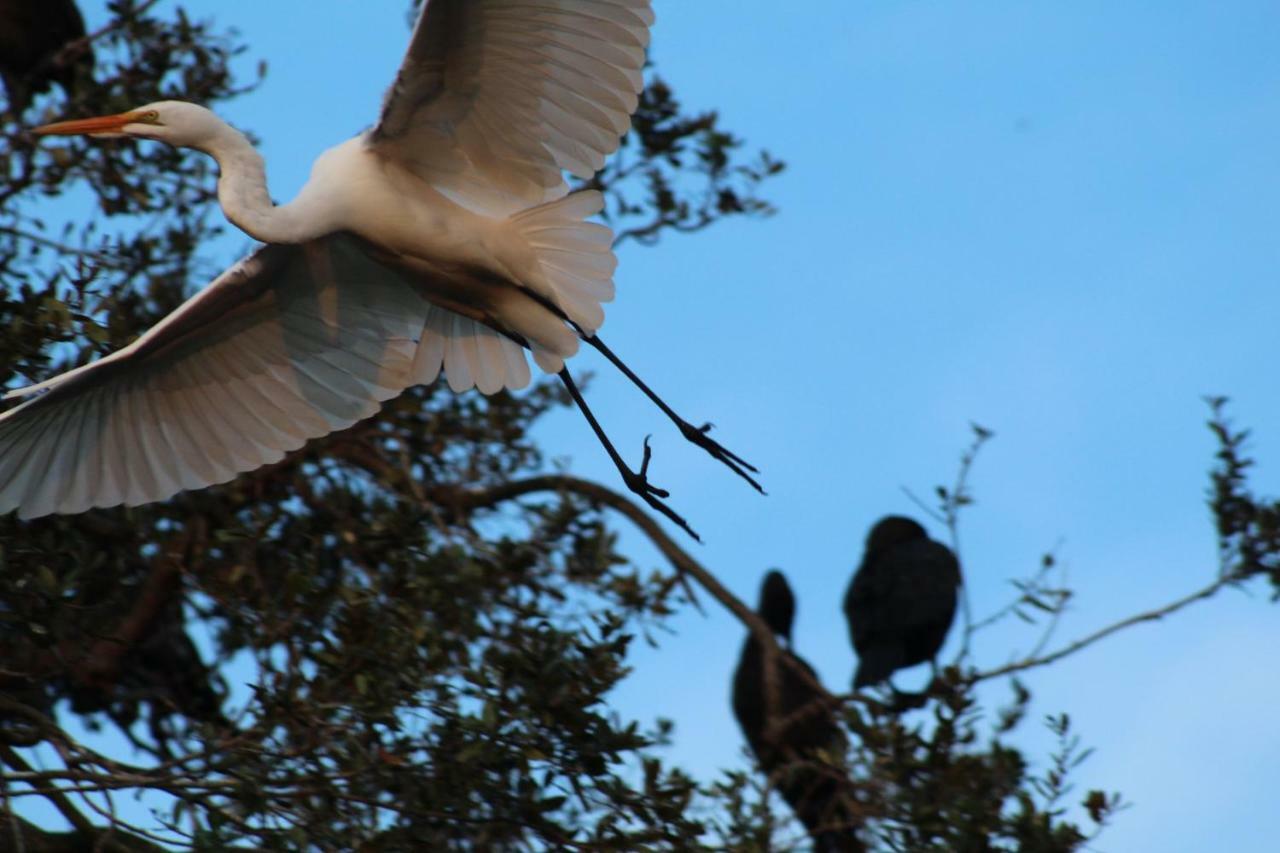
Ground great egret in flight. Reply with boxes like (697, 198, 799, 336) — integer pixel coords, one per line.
(1, 0, 760, 537)
(844, 516, 961, 690)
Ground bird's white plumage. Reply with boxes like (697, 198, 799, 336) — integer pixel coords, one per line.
(4, 0, 653, 518)
(371, 0, 652, 213)
(508, 188, 617, 333)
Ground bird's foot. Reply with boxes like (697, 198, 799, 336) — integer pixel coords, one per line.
(677, 420, 764, 494)
(621, 436, 701, 542)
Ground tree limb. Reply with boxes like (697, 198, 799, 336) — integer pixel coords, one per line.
(1, 747, 170, 852)
(969, 574, 1237, 682)
(434, 476, 851, 714)
(435, 474, 867, 846)
(438, 476, 772, 643)
(0, 745, 94, 836)
(0, 814, 167, 853)
(46, 0, 166, 72)
(0, 227, 131, 266)
(79, 521, 203, 689)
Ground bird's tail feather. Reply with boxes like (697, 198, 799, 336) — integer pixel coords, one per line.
(410, 191, 616, 393)
(411, 307, 532, 396)
(510, 189, 617, 336)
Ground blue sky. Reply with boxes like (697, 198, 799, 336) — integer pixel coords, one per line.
(39, 1, 1280, 848)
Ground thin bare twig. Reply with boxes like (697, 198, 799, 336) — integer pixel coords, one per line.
(969, 574, 1237, 682)
(1022, 550, 1070, 663)
(906, 424, 992, 666)
(966, 541, 1068, 641)
(946, 424, 993, 661)
(0, 227, 130, 267)
(899, 487, 945, 527)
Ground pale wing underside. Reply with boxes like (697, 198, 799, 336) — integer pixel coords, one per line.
(0, 235, 436, 519)
(369, 0, 654, 215)
(412, 310, 533, 395)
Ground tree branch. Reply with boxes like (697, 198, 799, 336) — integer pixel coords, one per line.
(0, 227, 130, 266)
(75, 519, 205, 693)
(436, 474, 867, 845)
(0, 815, 168, 853)
(439, 476, 772, 644)
(1, 745, 172, 852)
(969, 574, 1237, 682)
(46, 0, 166, 72)
(0, 745, 94, 836)
(434, 475, 856, 713)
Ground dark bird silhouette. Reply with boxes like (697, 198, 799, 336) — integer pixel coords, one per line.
(733, 570, 863, 852)
(844, 516, 961, 691)
(0, 0, 93, 112)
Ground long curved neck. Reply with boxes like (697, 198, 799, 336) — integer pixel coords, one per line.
(204, 125, 331, 245)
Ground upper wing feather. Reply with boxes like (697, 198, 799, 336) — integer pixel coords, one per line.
(0, 234, 431, 519)
(368, 0, 654, 215)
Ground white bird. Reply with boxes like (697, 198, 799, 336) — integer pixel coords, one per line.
(1, 0, 760, 536)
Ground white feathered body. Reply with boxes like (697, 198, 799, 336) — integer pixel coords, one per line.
(214, 128, 603, 372)
(306, 138, 518, 276)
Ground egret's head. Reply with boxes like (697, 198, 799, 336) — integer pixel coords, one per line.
(33, 101, 227, 149)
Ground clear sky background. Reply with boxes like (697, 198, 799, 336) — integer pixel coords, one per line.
(50, 1, 1280, 849)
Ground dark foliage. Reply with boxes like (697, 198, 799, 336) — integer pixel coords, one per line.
(0, 0, 94, 112)
(1207, 396, 1280, 596)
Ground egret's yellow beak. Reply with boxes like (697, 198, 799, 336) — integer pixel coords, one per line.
(33, 110, 151, 137)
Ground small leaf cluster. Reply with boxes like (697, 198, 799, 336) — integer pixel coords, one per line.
(1207, 396, 1280, 595)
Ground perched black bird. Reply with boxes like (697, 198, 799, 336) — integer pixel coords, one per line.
(844, 516, 961, 691)
(0, 0, 93, 112)
(733, 570, 862, 852)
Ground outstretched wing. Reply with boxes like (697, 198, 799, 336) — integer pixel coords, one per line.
(0, 234, 432, 519)
(368, 0, 654, 215)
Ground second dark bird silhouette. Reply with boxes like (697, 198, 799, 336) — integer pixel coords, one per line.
(0, 0, 93, 112)
(733, 570, 863, 852)
(844, 516, 961, 691)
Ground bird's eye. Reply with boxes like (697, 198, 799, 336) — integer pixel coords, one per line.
(141, 110, 161, 124)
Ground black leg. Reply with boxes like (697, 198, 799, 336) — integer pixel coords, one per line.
(558, 368, 701, 542)
(582, 334, 764, 494)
